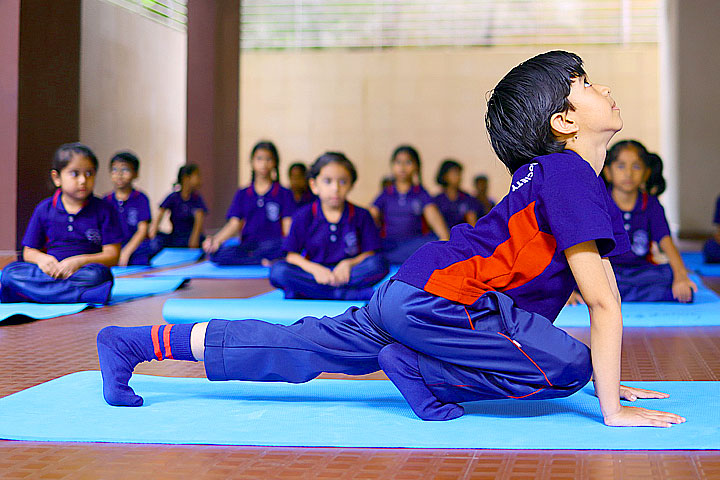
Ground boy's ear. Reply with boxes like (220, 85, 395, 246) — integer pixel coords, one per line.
(549, 110, 578, 138)
(50, 170, 61, 188)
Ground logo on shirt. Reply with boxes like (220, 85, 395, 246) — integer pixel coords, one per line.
(344, 231, 359, 256)
(266, 202, 280, 222)
(85, 229, 102, 245)
(411, 200, 423, 215)
(511, 163, 537, 192)
(630, 229, 650, 256)
(127, 208, 139, 226)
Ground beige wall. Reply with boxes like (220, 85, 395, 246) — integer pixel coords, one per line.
(240, 46, 660, 209)
(80, 0, 186, 213)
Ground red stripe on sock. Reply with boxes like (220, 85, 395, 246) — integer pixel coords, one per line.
(151, 325, 163, 360)
(163, 324, 173, 360)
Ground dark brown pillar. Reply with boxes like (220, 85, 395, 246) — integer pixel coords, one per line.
(186, 0, 240, 230)
(0, 1, 81, 251)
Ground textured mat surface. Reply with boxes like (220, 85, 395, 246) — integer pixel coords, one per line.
(0, 371, 714, 449)
(111, 248, 204, 276)
(148, 261, 270, 279)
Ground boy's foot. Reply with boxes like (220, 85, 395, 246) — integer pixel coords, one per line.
(378, 343, 464, 421)
(97, 326, 154, 406)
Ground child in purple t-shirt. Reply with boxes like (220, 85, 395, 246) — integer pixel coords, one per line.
(603, 140, 697, 302)
(703, 195, 720, 263)
(103, 152, 155, 266)
(1, 143, 121, 304)
(371, 145, 449, 264)
(433, 159, 481, 228)
(149, 164, 207, 249)
(288, 162, 317, 209)
(203, 141, 295, 265)
(97, 51, 683, 428)
(270, 152, 388, 300)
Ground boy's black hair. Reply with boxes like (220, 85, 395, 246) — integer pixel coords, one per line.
(436, 159, 463, 186)
(251, 140, 280, 182)
(474, 174, 488, 184)
(176, 163, 200, 187)
(110, 151, 140, 172)
(288, 162, 307, 176)
(308, 152, 357, 185)
(604, 139, 666, 195)
(52, 142, 99, 172)
(485, 50, 586, 174)
(391, 144, 422, 183)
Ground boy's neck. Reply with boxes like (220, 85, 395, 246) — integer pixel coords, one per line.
(395, 179, 412, 194)
(114, 186, 133, 200)
(321, 201, 344, 223)
(444, 186, 459, 200)
(180, 186, 193, 200)
(611, 187, 639, 211)
(566, 138, 612, 176)
(61, 193, 86, 214)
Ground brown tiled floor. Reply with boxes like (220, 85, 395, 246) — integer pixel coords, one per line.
(1, 259, 720, 479)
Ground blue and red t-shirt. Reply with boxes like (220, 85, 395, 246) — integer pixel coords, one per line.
(373, 184, 433, 241)
(608, 190, 671, 268)
(393, 150, 629, 322)
(226, 182, 295, 244)
(23, 190, 123, 261)
(283, 201, 381, 267)
(433, 190, 482, 228)
(159, 191, 208, 237)
(103, 189, 151, 245)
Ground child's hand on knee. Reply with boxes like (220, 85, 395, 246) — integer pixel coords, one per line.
(38, 257, 61, 278)
(331, 260, 352, 286)
(56, 258, 82, 279)
(312, 265, 336, 285)
(672, 275, 697, 303)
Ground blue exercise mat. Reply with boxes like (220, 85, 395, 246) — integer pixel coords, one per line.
(111, 265, 150, 276)
(556, 275, 720, 327)
(163, 297, 362, 324)
(1, 278, 188, 323)
(111, 248, 204, 277)
(148, 261, 270, 279)
(682, 252, 720, 276)
(0, 371, 714, 449)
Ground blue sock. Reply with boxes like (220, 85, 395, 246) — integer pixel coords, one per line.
(378, 343, 464, 421)
(97, 323, 196, 407)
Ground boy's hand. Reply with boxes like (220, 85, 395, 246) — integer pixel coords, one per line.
(331, 260, 353, 286)
(55, 257, 82, 279)
(38, 256, 61, 278)
(118, 251, 131, 267)
(672, 275, 697, 303)
(566, 290, 585, 306)
(604, 405, 685, 427)
(312, 265, 336, 285)
(619, 384, 670, 401)
(202, 236, 218, 253)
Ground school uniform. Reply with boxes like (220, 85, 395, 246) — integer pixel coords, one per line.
(210, 182, 295, 265)
(433, 190, 482, 228)
(202, 150, 628, 407)
(269, 200, 388, 300)
(104, 190, 155, 265)
(292, 190, 317, 209)
(608, 191, 682, 302)
(702, 195, 720, 263)
(1, 190, 123, 304)
(156, 191, 207, 247)
(373, 184, 436, 264)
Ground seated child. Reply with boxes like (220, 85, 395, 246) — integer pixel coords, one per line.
(288, 162, 317, 209)
(473, 174, 495, 216)
(149, 164, 207, 249)
(97, 51, 683, 428)
(703, 195, 720, 263)
(270, 152, 388, 300)
(1, 143, 121, 304)
(433, 159, 481, 228)
(203, 141, 295, 265)
(371, 145, 449, 264)
(603, 140, 696, 302)
(103, 152, 155, 266)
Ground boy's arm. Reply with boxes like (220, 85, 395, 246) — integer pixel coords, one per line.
(203, 217, 243, 253)
(566, 240, 684, 427)
(188, 210, 205, 248)
(422, 204, 450, 240)
(282, 217, 292, 237)
(55, 244, 121, 278)
(118, 221, 148, 266)
(658, 235, 697, 302)
(148, 208, 166, 239)
(369, 206, 382, 228)
(286, 252, 335, 285)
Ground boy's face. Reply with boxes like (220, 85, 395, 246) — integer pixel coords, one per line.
(110, 161, 137, 190)
(289, 167, 307, 192)
(566, 75, 622, 138)
(309, 162, 353, 210)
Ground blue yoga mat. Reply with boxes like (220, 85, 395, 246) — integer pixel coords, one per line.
(163, 297, 362, 324)
(111, 248, 204, 277)
(149, 261, 270, 279)
(1, 277, 188, 323)
(682, 252, 720, 277)
(0, 371, 714, 449)
(111, 265, 150, 276)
